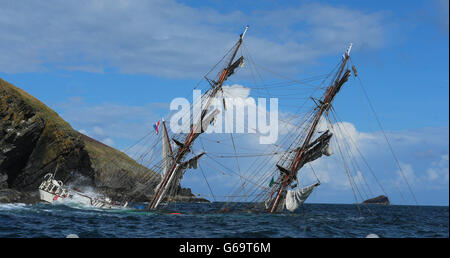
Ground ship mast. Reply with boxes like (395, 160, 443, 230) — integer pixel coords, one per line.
(268, 43, 353, 213)
(148, 26, 249, 210)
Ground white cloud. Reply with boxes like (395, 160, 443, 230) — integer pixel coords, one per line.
(394, 162, 418, 187)
(61, 101, 161, 141)
(0, 1, 391, 77)
(425, 154, 449, 184)
(270, 120, 449, 204)
(102, 138, 114, 147)
(427, 168, 440, 181)
(93, 126, 104, 136)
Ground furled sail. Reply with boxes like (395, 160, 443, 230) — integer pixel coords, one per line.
(285, 182, 321, 212)
(155, 153, 205, 203)
(294, 130, 333, 173)
(225, 56, 244, 79)
(168, 153, 206, 200)
(154, 164, 180, 208)
(181, 153, 205, 170)
(161, 121, 173, 178)
(201, 109, 220, 132)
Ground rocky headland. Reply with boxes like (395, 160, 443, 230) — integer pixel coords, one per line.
(0, 78, 208, 204)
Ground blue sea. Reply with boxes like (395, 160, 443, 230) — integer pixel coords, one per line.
(0, 202, 448, 238)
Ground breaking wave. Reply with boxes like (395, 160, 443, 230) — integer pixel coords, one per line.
(0, 203, 29, 211)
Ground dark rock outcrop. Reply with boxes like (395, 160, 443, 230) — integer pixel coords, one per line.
(0, 189, 39, 203)
(0, 78, 207, 204)
(0, 173, 7, 189)
(362, 195, 390, 205)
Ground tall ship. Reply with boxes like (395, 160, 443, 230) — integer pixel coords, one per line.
(93, 25, 413, 213)
(146, 26, 249, 210)
(263, 43, 353, 213)
(120, 25, 374, 213)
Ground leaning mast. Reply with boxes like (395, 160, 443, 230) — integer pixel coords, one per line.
(148, 26, 249, 210)
(268, 44, 353, 213)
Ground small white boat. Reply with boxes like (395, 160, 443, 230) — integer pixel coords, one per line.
(38, 173, 127, 209)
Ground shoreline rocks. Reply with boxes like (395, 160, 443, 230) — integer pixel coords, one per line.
(0, 189, 40, 204)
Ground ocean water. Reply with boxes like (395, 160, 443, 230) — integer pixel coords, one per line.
(0, 202, 448, 238)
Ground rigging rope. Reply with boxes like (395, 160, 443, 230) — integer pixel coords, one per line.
(330, 105, 389, 198)
(350, 58, 419, 205)
(308, 163, 321, 183)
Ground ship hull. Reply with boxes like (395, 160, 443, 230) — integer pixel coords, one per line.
(39, 188, 59, 204)
(38, 174, 126, 209)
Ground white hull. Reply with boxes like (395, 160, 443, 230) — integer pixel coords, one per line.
(38, 173, 127, 209)
(39, 189, 60, 203)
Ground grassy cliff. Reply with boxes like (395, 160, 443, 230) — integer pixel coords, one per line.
(0, 78, 161, 202)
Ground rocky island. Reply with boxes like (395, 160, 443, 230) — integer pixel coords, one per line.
(0, 78, 208, 204)
(362, 195, 390, 205)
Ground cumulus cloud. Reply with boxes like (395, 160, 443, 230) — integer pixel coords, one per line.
(0, 0, 391, 77)
(303, 124, 448, 204)
(417, 154, 448, 187)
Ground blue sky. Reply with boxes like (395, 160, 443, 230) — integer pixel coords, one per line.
(0, 0, 448, 205)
